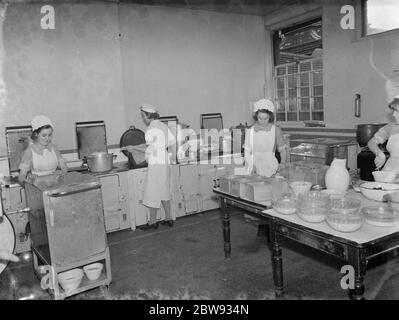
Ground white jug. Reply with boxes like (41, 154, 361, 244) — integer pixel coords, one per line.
(325, 158, 350, 192)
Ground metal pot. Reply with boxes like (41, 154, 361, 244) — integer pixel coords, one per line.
(356, 123, 386, 147)
(86, 152, 115, 172)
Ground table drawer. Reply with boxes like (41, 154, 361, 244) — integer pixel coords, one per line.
(275, 223, 348, 260)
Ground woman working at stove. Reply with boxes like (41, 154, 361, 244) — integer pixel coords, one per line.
(18, 115, 68, 184)
(122, 105, 175, 230)
(244, 99, 287, 177)
(368, 97, 399, 171)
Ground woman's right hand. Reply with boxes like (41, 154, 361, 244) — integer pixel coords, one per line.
(375, 152, 386, 170)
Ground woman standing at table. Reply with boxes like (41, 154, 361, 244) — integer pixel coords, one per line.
(244, 99, 287, 177)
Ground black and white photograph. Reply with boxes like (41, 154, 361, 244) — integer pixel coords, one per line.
(0, 0, 399, 305)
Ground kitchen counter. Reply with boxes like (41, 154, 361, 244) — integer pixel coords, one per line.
(68, 161, 131, 175)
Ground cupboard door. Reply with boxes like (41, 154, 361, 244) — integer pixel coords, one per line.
(99, 174, 121, 233)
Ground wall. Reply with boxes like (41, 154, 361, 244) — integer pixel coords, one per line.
(323, 0, 399, 128)
(118, 4, 266, 132)
(264, 0, 399, 129)
(0, 1, 125, 156)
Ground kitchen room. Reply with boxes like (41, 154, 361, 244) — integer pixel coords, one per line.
(0, 0, 399, 303)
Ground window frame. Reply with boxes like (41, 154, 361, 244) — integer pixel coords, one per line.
(356, 0, 399, 40)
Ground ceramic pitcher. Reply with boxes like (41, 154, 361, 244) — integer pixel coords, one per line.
(325, 158, 350, 192)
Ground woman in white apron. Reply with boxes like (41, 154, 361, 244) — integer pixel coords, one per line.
(369, 97, 399, 171)
(18, 115, 67, 184)
(124, 105, 175, 230)
(244, 99, 287, 177)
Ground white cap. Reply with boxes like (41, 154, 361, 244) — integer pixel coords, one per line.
(140, 104, 158, 114)
(253, 99, 275, 113)
(31, 115, 53, 131)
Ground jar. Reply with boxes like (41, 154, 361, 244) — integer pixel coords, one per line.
(325, 158, 350, 192)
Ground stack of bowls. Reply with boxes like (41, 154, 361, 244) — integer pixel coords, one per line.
(358, 182, 399, 201)
(326, 197, 363, 232)
(272, 194, 297, 215)
(296, 191, 330, 223)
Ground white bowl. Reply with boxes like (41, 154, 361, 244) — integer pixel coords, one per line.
(83, 263, 103, 281)
(359, 182, 399, 202)
(289, 181, 312, 198)
(372, 171, 398, 183)
(58, 268, 84, 292)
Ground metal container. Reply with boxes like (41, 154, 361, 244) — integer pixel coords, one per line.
(86, 152, 114, 173)
(290, 138, 357, 165)
(356, 123, 386, 147)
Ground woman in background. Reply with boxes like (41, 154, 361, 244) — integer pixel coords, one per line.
(18, 115, 67, 184)
(368, 97, 399, 172)
(123, 105, 175, 230)
(244, 99, 287, 177)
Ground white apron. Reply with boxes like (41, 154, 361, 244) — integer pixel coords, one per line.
(142, 120, 173, 209)
(31, 147, 59, 176)
(245, 126, 278, 177)
(383, 133, 399, 173)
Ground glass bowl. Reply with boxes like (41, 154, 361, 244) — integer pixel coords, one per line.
(296, 191, 331, 223)
(330, 197, 361, 215)
(272, 194, 297, 215)
(361, 206, 399, 227)
(326, 212, 363, 232)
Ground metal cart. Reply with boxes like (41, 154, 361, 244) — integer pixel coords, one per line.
(25, 172, 112, 300)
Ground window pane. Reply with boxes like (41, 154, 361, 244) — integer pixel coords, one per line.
(299, 98, 310, 111)
(300, 87, 310, 97)
(287, 112, 298, 121)
(312, 72, 323, 85)
(312, 111, 324, 121)
(299, 112, 310, 121)
(313, 86, 323, 96)
(364, 0, 399, 36)
(276, 78, 285, 90)
(277, 89, 285, 98)
(300, 73, 310, 86)
(288, 75, 296, 88)
(276, 66, 286, 76)
(276, 100, 286, 112)
(288, 98, 297, 111)
(314, 97, 324, 110)
(277, 112, 286, 121)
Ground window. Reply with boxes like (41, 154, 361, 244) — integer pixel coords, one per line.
(273, 18, 323, 122)
(362, 0, 399, 37)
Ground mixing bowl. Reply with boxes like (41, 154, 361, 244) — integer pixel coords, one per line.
(289, 181, 312, 198)
(372, 171, 398, 183)
(296, 191, 331, 223)
(58, 268, 84, 292)
(358, 182, 399, 202)
(361, 206, 399, 227)
(83, 263, 103, 281)
(326, 212, 363, 232)
(330, 197, 361, 215)
(272, 194, 297, 215)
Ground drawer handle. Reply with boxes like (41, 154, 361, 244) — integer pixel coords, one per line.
(279, 226, 288, 234)
(323, 241, 334, 252)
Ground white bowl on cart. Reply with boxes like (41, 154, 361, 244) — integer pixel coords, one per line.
(58, 268, 84, 292)
(83, 263, 104, 281)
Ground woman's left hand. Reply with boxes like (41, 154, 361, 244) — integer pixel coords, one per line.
(0, 251, 19, 262)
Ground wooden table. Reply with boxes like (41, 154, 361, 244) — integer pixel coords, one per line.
(214, 188, 399, 300)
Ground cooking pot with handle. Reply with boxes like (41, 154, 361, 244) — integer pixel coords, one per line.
(86, 152, 116, 172)
(356, 123, 386, 147)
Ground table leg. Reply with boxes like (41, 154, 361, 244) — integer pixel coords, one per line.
(348, 248, 366, 300)
(270, 223, 284, 298)
(221, 197, 231, 259)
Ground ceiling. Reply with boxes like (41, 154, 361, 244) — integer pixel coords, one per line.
(117, 0, 312, 16)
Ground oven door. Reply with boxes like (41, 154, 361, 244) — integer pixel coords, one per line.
(44, 184, 106, 265)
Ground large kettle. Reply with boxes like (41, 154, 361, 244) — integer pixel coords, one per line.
(356, 123, 386, 147)
(86, 152, 116, 172)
